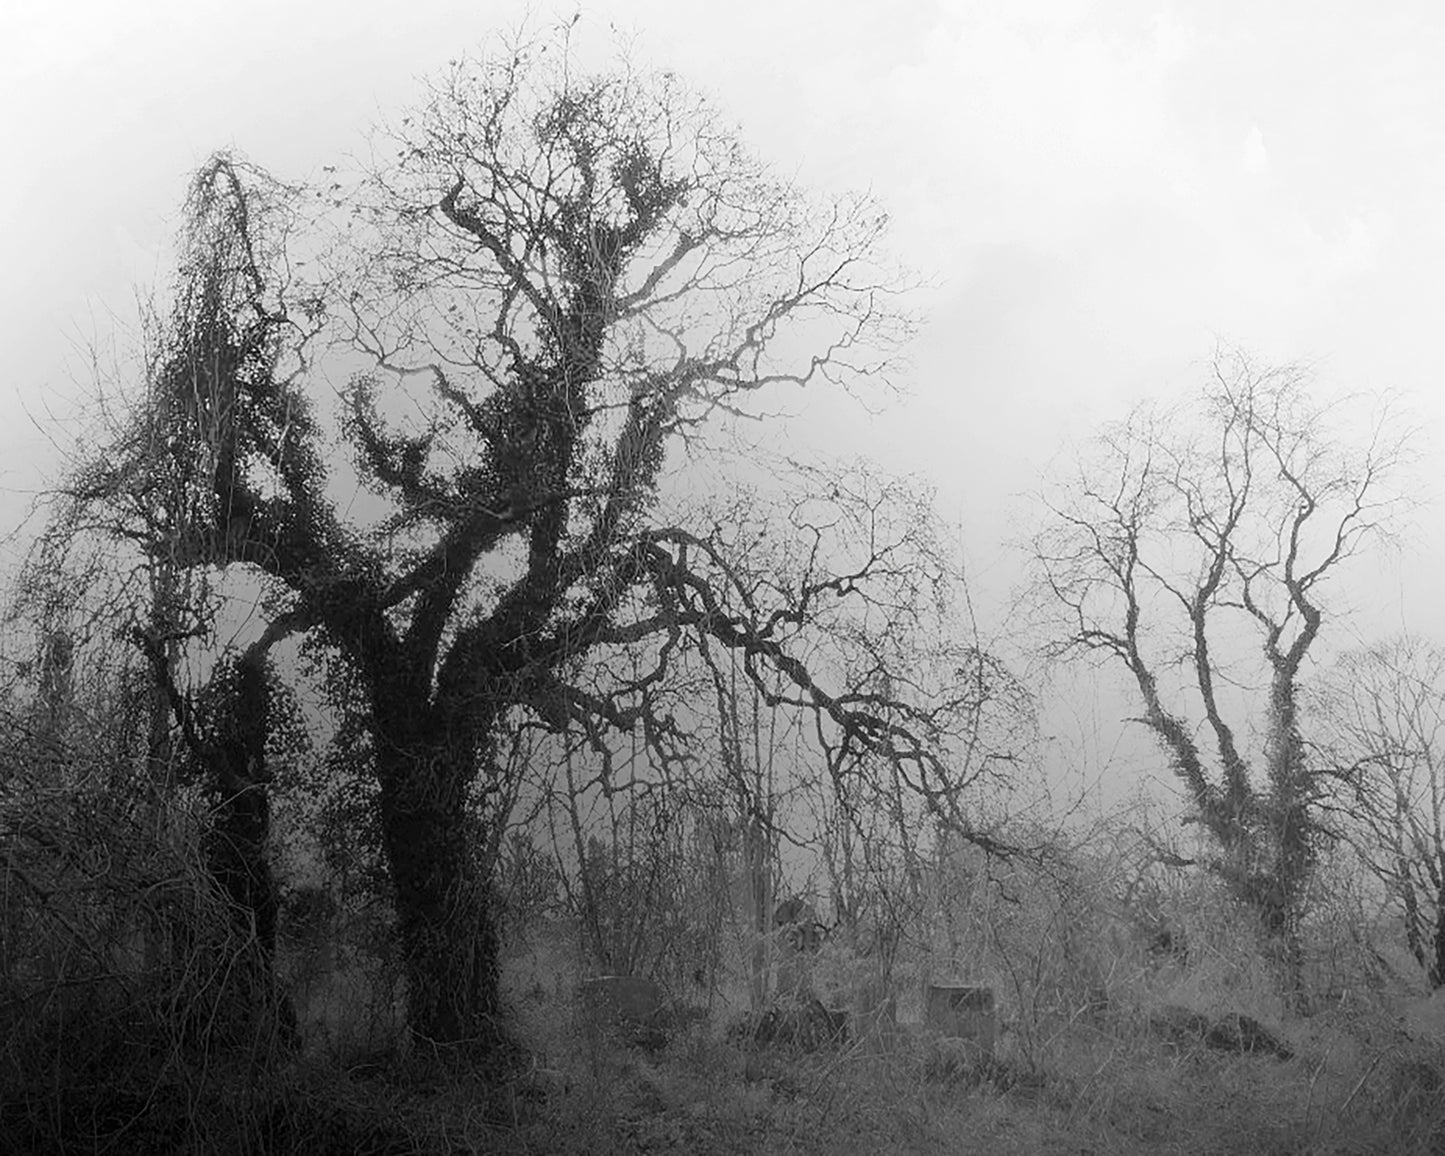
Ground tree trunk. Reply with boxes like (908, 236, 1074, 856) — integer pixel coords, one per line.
(375, 720, 502, 1050)
(1263, 676, 1313, 1008)
(204, 649, 297, 1044)
(1274, 883, 1308, 1010)
(744, 810, 770, 1012)
(1431, 879, 1445, 989)
(207, 650, 280, 956)
(134, 629, 297, 1043)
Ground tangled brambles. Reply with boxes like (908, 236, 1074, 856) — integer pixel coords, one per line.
(728, 996, 849, 1052)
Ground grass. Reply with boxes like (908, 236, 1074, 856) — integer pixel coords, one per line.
(8, 879, 1445, 1154)
(9, 939, 1445, 1154)
(464, 928, 1445, 1156)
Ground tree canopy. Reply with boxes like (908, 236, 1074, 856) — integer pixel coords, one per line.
(51, 36, 1019, 1049)
(1031, 353, 1409, 994)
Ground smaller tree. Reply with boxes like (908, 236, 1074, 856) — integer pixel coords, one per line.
(1313, 636, 1445, 988)
(1031, 353, 1409, 996)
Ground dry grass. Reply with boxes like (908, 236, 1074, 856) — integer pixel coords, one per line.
(8, 900, 1445, 1154)
(477, 923, 1445, 1156)
(7, 776, 1445, 1154)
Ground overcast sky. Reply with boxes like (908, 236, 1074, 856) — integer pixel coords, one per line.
(4, 0, 1444, 789)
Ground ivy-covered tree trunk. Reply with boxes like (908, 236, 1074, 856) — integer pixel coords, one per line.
(369, 667, 505, 1047)
(135, 629, 297, 1043)
(205, 649, 283, 962)
(377, 751, 500, 1044)
(209, 649, 301, 1043)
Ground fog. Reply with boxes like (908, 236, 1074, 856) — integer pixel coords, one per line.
(5, 0, 1443, 809)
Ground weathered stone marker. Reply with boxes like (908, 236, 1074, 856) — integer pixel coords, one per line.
(925, 984, 996, 1059)
(578, 975, 662, 1029)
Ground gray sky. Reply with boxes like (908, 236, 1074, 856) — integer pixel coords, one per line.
(4, 0, 1444, 792)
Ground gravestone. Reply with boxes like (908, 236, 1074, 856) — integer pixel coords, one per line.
(925, 983, 996, 1059)
(579, 975, 663, 1047)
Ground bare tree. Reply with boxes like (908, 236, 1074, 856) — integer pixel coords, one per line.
(57, 33, 1023, 1054)
(1312, 636, 1445, 987)
(1031, 353, 1409, 996)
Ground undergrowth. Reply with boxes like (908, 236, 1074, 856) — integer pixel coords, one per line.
(6, 763, 1445, 1153)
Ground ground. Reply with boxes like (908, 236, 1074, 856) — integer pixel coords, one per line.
(260, 923, 1445, 1155)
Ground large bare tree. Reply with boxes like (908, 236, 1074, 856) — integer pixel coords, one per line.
(64, 36, 1009, 1052)
(1312, 636, 1445, 987)
(1031, 354, 1408, 994)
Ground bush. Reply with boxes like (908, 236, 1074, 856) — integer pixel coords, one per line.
(0, 744, 297, 1152)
